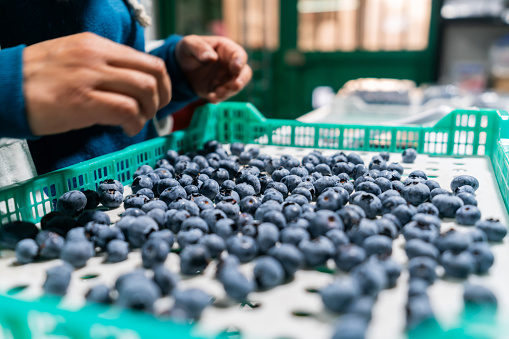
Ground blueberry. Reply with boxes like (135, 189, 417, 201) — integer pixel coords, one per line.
(127, 216, 158, 248)
(266, 181, 289, 198)
(220, 179, 236, 191)
(141, 238, 169, 268)
(106, 239, 129, 263)
(66, 227, 88, 242)
(131, 175, 153, 194)
(308, 210, 344, 238)
(392, 180, 405, 193)
(451, 175, 479, 192)
(376, 218, 399, 239)
(98, 179, 124, 195)
(177, 229, 204, 248)
(475, 218, 507, 242)
(375, 152, 388, 162)
(280, 226, 310, 246)
(424, 180, 440, 192)
(154, 178, 180, 196)
(416, 203, 439, 216)
(429, 188, 451, 200)
(402, 183, 430, 206)
(440, 250, 475, 278)
(331, 314, 368, 339)
(402, 148, 417, 163)
(403, 220, 439, 243)
(262, 188, 284, 205)
(252, 256, 285, 290)
(378, 256, 401, 287)
(38, 231, 65, 259)
(124, 194, 150, 209)
(15, 238, 39, 264)
(315, 190, 344, 212)
(325, 229, 349, 247)
(282, 202, 303, 222)
(463, 284, 497, 311)
(433, 229, 470, 253)
(256, 222, 280, 253)
(351, 260, 388, 296)
(469, 228, 488, 243)
(408, 257, 437, 284)
(456, 192, 477, 206)
(41, 213, 78, 237)
(346, 153, 364, 165)
(375, 177, 392, 192)
(83, 190, 100, 209)
(284, 194, 309, 206)
(219, 266, 255, 301)
(172, 288, 212, 319)
(134, 165, 154, 178)
(57, 190, 87, 217)
(456, 205, 481, 225)
(86, 284, 111, 304)
(352, 193, 382, 219)
(215, 201, 240, 220)
(155, 167, 173, 179)
(363, 235, 392, 256)
(152, 266, 179, 296)
(382, 196, 407, 215)
(347, 296, 376, 321)
(43, 263, 74, 296)
(117, 279, 160, 312)
(408, 278, 429, 298)
(180, 216, 209, 233)
(406, 294, 435, 330)
(468, 242, 494, 274)
(254, 200, 282, 221)
(411, 213, 441, 229)
(432, 194, 464, 218)
(405, 238, 439, 260)
(94, 226, 125, 250)
(388, 162, 404, 175)
(320, 277, 361, 312)
(382, 213, 403, 231)
(61, 240, 94, 268)
(99, 189, 123, 209)
(298, 236, 335, 267)
(141, 200, 167, 213)
(226, 235, 259, 263)
(168, 199, 200, 216)
(348, 219, 378, 246)
(337, 206, 364, 232)
(77, 210, 110, 227)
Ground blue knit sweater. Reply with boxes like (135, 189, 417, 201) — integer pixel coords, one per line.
(0, 0, 197, 174)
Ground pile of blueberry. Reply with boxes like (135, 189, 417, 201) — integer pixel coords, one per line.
(2, 140, 506, 339)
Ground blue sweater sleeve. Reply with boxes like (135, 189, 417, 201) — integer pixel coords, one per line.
(0, 45, 36, 139)
(150, 35, 199, 119)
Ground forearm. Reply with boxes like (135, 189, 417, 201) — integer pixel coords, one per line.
(0, 45, 36, 139)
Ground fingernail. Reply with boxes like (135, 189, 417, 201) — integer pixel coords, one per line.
(201, 51, 215, 61)
(234, 57, 243, 69)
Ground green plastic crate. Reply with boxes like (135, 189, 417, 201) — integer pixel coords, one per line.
(0, 102, 508, 338)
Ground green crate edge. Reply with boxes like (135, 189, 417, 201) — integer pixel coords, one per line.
(0, 102, 509, 338)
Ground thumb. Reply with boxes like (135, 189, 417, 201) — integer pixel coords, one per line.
(185, 35, 218, 63)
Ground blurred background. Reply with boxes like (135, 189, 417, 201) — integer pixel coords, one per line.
(144, 0, 509, 121)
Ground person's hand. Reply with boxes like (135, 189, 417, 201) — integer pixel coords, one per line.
(175, 35, 252, 103)
(23, 32, 172, 137)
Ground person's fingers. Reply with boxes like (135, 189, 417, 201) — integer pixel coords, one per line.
(103, 43, 172, 109)
(96, 67, 160, 120)
(206, 64, 252, 102)
(202, 36, 247, 75)
(86, 91, 146, 136)
(180, 35, 219, 63)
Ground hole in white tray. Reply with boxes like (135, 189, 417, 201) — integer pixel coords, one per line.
(305, 287, 320, 294)
(315, 266, 335, 274)
(6, 285, 29, 295)
(453, 163, 465, 166)
(81, 273, 100, 280)
(240, 301, 262, 309)
(218, 327, 242, 339)
(453, 169, 467, 173)
(292, 310, 313, 317)
(425, 168, 439, 171)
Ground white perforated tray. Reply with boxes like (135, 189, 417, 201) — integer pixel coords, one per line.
(0, 145, 507, 339)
